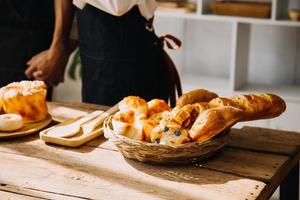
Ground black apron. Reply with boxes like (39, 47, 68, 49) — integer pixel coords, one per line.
(0, 0, 54, 99)
(77, 5, 171, 106)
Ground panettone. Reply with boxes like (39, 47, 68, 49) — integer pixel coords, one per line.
(0, 81, 48, 123)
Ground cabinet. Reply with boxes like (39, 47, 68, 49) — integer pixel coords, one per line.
(154, 0, 300, 131)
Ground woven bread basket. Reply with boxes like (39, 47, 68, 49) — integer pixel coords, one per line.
(103, 116, 229, 165)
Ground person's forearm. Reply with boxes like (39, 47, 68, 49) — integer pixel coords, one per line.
(50, 0, 75, 51)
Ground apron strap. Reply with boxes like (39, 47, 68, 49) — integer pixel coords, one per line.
(147, 17, 183, 107)
(158, 35, 183, 107)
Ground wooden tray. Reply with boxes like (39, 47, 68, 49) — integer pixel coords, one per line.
(212, 1, 272, 18)
(40, 117, 103, 147)
(0, 114, 52, 140)
(40, 103, 119, 147)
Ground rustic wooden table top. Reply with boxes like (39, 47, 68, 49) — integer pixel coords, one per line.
(0, 102, 299, 200)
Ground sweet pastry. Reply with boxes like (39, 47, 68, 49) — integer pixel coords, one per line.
(0, 114, 23, 132)
(151, 121, 190, 147)
(176, 89, 218, 107)
(0, 81, 48, 123)
(189, 106, 243, 142)
(119, 96, 148, 120)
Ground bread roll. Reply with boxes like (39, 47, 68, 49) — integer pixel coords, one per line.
(147, 99, 171, 116)
(151, 121, 190, 147)
(189, 106, 243, 142)
(119, 96, 148, 120)
(176, 89, 218, 107)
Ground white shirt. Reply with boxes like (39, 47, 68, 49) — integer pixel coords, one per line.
(73, 0, 157, 19)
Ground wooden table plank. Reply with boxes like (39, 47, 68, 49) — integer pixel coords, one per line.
(200, 148, 289, 182)
(0, 131, 290, 183)
(88, 139, 289, 182)
(0, 184, 82, 200)
(0, 190, 41, 200)
(0, 149, 265, 200)
(228, 126, 300, 156)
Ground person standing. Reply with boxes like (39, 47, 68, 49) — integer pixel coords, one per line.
(27, 0, 173, 106)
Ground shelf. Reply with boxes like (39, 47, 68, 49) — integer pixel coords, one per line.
(180, 73, 232, 96)
(235, 84, 300, 102)
(155, 11, 300, 27)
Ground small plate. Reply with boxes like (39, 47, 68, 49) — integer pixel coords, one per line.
(0, 114, 52, 140)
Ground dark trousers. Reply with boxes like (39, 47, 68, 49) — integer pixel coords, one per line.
(77, 5, 170, 106)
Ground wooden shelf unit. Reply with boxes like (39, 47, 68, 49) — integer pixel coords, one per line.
(155, 0, 300, 102)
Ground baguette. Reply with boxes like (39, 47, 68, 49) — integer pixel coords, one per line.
(209, 93, 286, 121)
(189, 106, 243, 142)
(176, 89, 218, 107)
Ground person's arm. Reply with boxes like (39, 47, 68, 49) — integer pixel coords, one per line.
(25, 0, 76, 86)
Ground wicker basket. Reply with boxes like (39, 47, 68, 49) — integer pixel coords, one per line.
(103, 116, 229, 165)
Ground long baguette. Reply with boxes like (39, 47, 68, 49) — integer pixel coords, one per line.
(209, 93, 286, 121)
(176, 89, 218, 107)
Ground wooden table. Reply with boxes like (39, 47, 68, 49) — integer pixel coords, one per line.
(0, 102, 299, 200)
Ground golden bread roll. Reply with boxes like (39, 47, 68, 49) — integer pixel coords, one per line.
(147, 99, 171, 116)
(189, 106, 243, 142)
(176, 89, 218, 107)
(112, 118, 156, 142)
(147, 99, 171, 125)
(113, 110, 135, 124)
(151, 121, 190, 147)
(134, 119, 157, 142)
(230, 93, 286, 121)
(119, 96, 148, 120)
(112, 118, 137, 139)
(0, 81, 48, 123)
(148, 112, 163, 124)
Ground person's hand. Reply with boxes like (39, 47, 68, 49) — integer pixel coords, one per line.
(25, 42, 74, 86)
